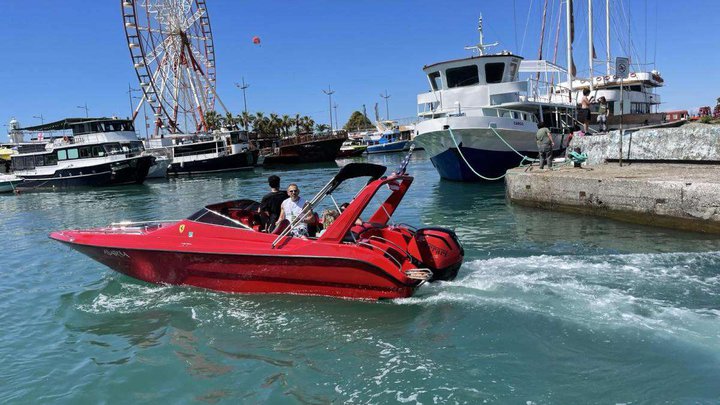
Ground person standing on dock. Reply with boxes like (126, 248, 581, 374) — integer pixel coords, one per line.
(536, 122, 555, 170)
(597, 96, 609, 133)
(579, 89, 594, 134)
(259, 175, 287, 232)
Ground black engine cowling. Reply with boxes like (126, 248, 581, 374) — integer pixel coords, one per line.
(407, 227, 464, 281)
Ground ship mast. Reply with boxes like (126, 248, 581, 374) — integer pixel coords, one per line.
(606, 0, 611, 74)
(589, 0, 594, 90)
(464, 14, 498, 56)
(566, 0, 573, 90)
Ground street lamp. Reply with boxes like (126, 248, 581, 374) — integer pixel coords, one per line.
(333, 103, 339, 132)
(322, 85, 334, 133)
(127, 83, 142, 118)
(380, 90, 391, 121)
(235, 78, 250, 129)
(33, 114, 44, 124)
(77, 103, 89, 118)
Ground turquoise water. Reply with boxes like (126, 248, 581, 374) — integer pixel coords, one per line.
(1, 151, 719, 404)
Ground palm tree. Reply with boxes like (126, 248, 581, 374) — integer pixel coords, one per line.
(203, 110, 222, 131)
(315, 123, 329, 133)
(269, 113, 280, 137)
(294, 113, 301, 135)
(281, 114, 292, 137)
(240, 111, 253, 130)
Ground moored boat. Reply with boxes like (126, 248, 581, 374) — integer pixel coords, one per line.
(50, 159, 464, 300)
(0, 174, 21, 193)
(336, 139, 368, 157)
(10, 118, 154, 189)
(262, 132, 346, 166)
(147, 129, 258, 176)
(413, 17, 572, 182)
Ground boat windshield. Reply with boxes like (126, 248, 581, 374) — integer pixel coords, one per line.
(187, 199, 261, 230)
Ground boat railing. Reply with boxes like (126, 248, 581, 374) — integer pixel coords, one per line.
(277, 132, 347, 147)
(419, 104, 540, 123)
(172, 146, 227, 158)
(525, 78, 573, 105)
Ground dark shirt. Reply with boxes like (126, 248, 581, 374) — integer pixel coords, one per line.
(259, 190, 287, 224)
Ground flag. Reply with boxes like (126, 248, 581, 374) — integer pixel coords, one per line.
(569, 0, 574, 44)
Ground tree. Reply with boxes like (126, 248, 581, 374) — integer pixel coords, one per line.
(315, 123, 330, 133)
(343, 111, 373, 131)
(203, 110, 222, 131)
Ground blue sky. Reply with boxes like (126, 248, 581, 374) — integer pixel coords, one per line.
(2, 0, 718, 140)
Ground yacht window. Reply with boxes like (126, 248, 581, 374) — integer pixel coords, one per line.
(57, 150, 68, 160)
(509, 62, 519, 80)
(446, 65, 479, 88)
(121, 122, 134, 131)
(130, 141, 144, 153)
(92, 146, 106, 157)
(104, 143, 123, 155)
(485, 63, 505, 84)
(80, 147, 92, 158)
(67, 148, 79, 159)
(428, 71, 442, 90)
(35, 155, 45, 167)
(45, 153, 58, 166)
(90, 123, 103, 133)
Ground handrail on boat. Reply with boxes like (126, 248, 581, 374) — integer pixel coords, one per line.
(356, 241, 403, 271)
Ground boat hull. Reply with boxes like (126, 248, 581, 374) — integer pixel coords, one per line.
(167, 150, 257, 176)
(56, 241, 418, 300)
(15, 156, 154, 189)
(263, 137, 345, 165)
(414, 116, 562, 182)
(336, 146, 367, 158)
(366, 140, 409, 154)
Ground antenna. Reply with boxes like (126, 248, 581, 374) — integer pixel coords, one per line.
(464, 14, 499, 55)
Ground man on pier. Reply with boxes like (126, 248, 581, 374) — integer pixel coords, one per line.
(536, 122, 555, 170)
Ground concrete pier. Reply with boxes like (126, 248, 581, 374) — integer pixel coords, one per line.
(505, 163, 720, 233)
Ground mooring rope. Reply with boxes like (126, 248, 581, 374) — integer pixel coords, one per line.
(446, 127, 539, 181)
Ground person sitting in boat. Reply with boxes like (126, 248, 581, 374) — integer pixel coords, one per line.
(341, 202, 363, 226)
(277, 183, 314, 237)
(317, 209, 340, 237)
(258, 175, 287, 232)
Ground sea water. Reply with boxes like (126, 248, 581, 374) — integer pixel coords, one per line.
(1, 151, 718, 403)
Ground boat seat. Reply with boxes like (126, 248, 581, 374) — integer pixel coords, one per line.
(272, 219, 290, 235)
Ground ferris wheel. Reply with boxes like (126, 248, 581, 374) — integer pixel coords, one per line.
(122, 0, 227, 134)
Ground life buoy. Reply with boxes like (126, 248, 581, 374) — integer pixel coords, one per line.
(595, 76, 602, 82)
(604, 75, 610, 81)
(630, 72, 637, 78)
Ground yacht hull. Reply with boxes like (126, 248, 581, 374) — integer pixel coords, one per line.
(414, 116, 562, 182)
(366, 140, 409, 154)
(167, 150, 257, 176)
(15, 156, 154, 189)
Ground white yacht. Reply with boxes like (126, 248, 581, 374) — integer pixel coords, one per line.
(10, 118, 154, 190)
(145, 128, 257, 176)
(413, 17, 573, 181)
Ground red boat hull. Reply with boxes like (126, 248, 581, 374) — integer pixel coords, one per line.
(53, 230, 419, 300)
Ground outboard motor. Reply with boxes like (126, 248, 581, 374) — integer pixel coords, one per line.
(407, 227, 464, 281)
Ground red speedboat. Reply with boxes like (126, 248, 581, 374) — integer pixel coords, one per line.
(50, 159, 464, 300)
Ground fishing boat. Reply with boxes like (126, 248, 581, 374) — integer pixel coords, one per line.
(413, 16, 573, 181)
(336, 139, 368, 157)
(10, 118, 154, 189)
(262, 132, 346, 166)
(0, 174, 21, 193)
(49, 158, 464, 300)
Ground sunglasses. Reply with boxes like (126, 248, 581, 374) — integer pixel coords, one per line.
(288, 190, 299, 193)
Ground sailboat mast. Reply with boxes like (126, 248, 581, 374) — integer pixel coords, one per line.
(566, 0, 573, 91)
(589, 0, 594, 90)
(606, 0, 611, 74)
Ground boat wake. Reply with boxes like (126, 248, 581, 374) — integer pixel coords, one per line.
(400, 251, 720, 345)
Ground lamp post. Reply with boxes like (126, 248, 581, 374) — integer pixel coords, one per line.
(77, 103, 89, 118)
(333, 103, 339, 132)
(235, 78, 250, 114)
(380, 90, 391, 121)
(33, 114, 44, 124)
(322, 85, 334, 133)
(127, 84, 142, 118)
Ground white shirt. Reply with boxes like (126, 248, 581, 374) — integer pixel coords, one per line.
(281, 197, 308, 233)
